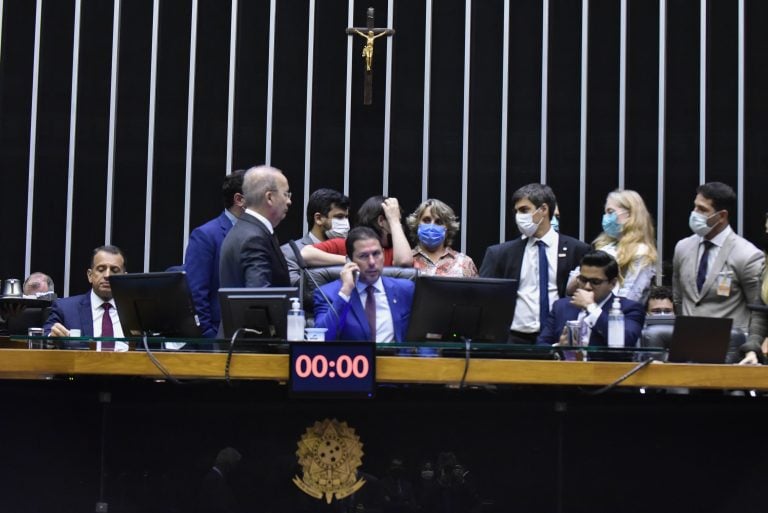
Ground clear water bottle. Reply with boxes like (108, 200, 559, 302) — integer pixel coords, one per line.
(607, 297, 625, 348)
(286, 297, 305, 341)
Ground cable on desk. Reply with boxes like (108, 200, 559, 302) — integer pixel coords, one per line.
(587, 357, 654, 395)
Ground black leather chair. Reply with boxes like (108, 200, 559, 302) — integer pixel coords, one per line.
(301, 266, 419, 323)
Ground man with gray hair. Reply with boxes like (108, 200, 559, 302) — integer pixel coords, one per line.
(23, 272, 55, 296)
(219, 165, 292, 288)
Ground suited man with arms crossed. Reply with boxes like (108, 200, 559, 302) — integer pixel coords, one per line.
(44, 245, 128, 350)
(537, 250, 645, 347)
(480, 183, 590, 344)
(219, 165, 292, 288)
(673, 182, 765, 363)
(313, 227, 414, 342)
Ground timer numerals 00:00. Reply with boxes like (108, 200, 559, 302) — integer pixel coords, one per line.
(294, 354, 370, 379)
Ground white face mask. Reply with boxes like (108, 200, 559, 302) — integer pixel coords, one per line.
(689, 210, 717, 237)
(515, 208, 542, 238)
(325, 217, 350, 239)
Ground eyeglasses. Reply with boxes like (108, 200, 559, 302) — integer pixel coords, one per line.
(575, 275, 611, 287)
(269, 189, 292, 199)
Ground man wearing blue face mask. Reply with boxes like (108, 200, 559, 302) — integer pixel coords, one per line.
(673, 182, 764, 363)
(480, 184, 590, 344)
(406, 199, 478, 277)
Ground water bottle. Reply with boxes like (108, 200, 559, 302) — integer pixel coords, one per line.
(607, 297, 625, 348)
(286, 297, 305, 341)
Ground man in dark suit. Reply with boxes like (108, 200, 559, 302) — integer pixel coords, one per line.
(313, 227, 414, 342)
(219, 165, 292, 289)
(537, 250, 645, 347)
(480, 183, 590, 343)
(44, 245, 128, 349)
(184, 170, 245, 337)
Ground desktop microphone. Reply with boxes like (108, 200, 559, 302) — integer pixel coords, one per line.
(288, 239, 339, 322)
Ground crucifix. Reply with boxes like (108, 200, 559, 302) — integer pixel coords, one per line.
(346, 7, 395, 105)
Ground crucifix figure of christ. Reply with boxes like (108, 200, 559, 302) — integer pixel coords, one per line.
(346, 7, 395, 105)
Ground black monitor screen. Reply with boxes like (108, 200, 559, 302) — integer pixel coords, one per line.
(218, 287, 300, 339)
(405, 276, 517, 343)
(110, 272, 201, 338)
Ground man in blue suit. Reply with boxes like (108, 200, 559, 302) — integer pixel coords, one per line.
(44, 245, 128, 349)
(537, 250, 645, 347)
(184, 170, 245, 337)
(313, 227, 414, 342)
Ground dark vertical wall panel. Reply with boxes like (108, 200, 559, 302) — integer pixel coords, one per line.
(270, 0, 308, 243)
(546, 0, 582, 237)
(389, 0, 426, 219)
(584, 0, 620, 244)
(625, 0, 660, 221)
(148, 0, 191, 271)
(112, 0, 152, 269)
(504, 0, 542, 241)
(664, 0, 700, 266)
(744, 0, 768, 247)
(30, 0, 74, 288)
(466, 0, 503, 261)
(232, 0, 269, 170)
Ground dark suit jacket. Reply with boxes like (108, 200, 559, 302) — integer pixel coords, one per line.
(313, 277, 415, 342)
(43, 293, 94, 336)
(219, 212, 290, 288)
(185, 211, 233, 337)
(479, 233, 590, 324)
(536, 293, 645, 347)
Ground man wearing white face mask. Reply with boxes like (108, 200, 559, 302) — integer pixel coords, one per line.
(281, 188, 351, 285)
(673, 183, 764, 361)
(480, 184, 590, 344)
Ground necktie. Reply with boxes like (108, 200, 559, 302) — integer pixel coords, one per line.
(101, 303, 115, 350)
(537, 241, 550, 328)
(696, 241, 714, 293)
(365, 285, 377, 342)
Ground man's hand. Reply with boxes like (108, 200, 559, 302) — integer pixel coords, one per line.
(570, 289, 595, 310)
(739, 351, 760, 365)
(49, 323, 70, 337)
(339, 262, 360, 297)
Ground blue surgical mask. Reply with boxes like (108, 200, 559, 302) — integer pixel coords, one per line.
(602, 212, 623, 238)
(551, 216, 560, 232)
(417, 223, 447, 249)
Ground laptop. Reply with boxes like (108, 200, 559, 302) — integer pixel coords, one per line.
(667, 316, 733, 364)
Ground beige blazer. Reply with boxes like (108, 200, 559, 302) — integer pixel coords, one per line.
(673, 230, 765, 331)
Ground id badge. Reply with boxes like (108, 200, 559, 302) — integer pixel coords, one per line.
(716, 272, 732, 297)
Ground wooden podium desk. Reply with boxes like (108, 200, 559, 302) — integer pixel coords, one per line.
(1, 347, 767, 390)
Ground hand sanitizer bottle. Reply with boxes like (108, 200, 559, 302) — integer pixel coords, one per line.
(286, 297, 305, 341)
(607, 297, 625, 348)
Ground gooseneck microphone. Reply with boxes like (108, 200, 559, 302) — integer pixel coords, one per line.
(288, 240, 340, 323)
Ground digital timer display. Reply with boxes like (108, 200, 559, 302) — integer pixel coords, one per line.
(289, 342, 376, 397)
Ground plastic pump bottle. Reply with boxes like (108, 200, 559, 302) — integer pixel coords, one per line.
(286, 297, 305, 341)
(607, 297, 625, 348)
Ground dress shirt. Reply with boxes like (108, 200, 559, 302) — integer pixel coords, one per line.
(245, 208, 274, 234)
(90, 290, 128, 351)
(697, 225, 731, 278)
(575, 294, 612, 344)
(223, 208, 238, 226)
(338, 277, 395, 342)
(511, 228, 559, 333)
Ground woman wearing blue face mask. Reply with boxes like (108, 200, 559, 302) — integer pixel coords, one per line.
(406, 199, 478, 277)
(593, 189, 657, 303)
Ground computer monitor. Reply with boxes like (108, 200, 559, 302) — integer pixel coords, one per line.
(405, 276, 518, 343)
(218, 287, 300, 339)
(110, 272, 202, 338)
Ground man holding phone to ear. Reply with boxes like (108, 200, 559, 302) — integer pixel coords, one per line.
(313, 227, 414, 342)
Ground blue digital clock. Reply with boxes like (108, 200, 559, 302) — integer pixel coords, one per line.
(289, 342, 376, 397)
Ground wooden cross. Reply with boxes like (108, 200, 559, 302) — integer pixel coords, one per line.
(346, 7, 395, 105)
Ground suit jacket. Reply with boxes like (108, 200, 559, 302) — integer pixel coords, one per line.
(479, 233, 590, 324)
(184, 211, 233, 337)
(280, 232, 315, 286)
(313, 277, 415, 342)
(673, 230, 765, 331)
(537, 293, 645, 347)
(44, 293, 94, 336)
(219, 212, 290, 289)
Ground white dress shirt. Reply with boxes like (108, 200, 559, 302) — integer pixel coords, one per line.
(511, 228, 559, 333)
(90, 290, 128, 351)
(245, 208, 274, 234)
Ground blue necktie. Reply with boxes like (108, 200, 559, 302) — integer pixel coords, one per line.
(537, 241, 549, 328)
(696, 241, 713, 293)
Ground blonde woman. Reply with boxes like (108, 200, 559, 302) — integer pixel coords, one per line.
(406, 199, 478, 277)
(569, 189, 657, 303)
